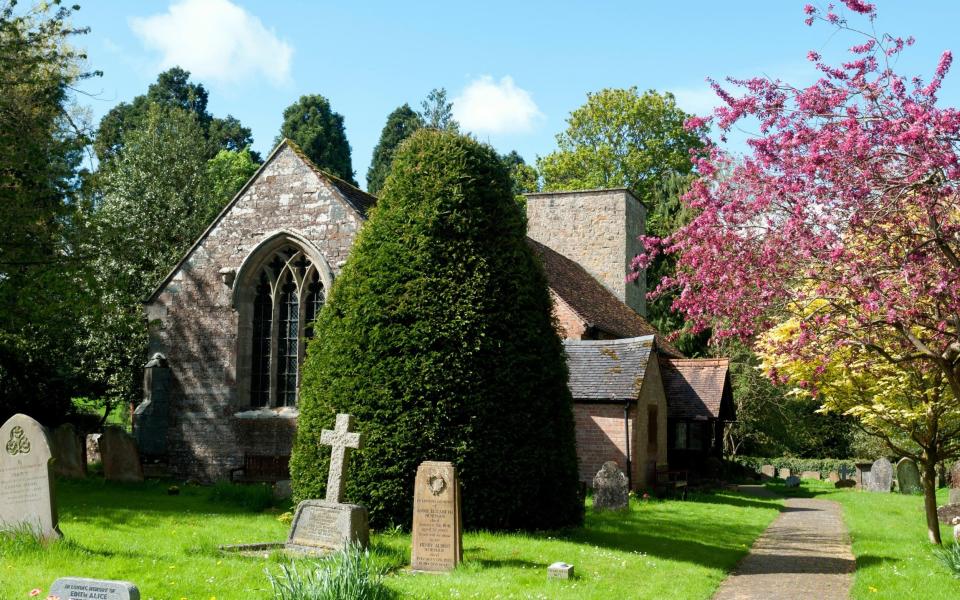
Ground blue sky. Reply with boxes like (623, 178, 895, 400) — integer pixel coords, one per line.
(73, 1, 960, 190)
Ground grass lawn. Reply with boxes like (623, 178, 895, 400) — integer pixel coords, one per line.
(770, 480, 960, 600)
(1, 478, 781, 600)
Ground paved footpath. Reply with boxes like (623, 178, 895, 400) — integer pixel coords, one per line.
(713, 489, 855, 600)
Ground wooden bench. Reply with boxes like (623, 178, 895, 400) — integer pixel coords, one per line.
(656, 466, 688, 499)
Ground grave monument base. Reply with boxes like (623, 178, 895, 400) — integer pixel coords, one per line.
(285, 499, 369, 554)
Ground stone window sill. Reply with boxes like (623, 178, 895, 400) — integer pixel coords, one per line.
(233, 406, 299, 419)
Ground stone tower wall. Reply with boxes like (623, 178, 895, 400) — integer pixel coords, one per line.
(526, 189, 647, 317)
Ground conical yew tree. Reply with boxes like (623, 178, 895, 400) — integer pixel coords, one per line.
(291, 129, 582, 530)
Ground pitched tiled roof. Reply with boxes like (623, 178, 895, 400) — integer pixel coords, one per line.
(563, 336, 655, 400)
(285, 141, 377, 218)
(659, 358, 735, 421)
(527, 238, 682, 357)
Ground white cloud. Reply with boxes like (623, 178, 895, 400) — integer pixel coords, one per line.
(130, 0, 293, 86)
(452, 76, 544, 135)
(672, 85, 721, 117)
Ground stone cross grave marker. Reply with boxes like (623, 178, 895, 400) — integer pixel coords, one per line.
(896, 458, 921, 494)
(867, 457, 893, 492)
(593, 461, 629, 511)
(951, 461, 960, 505)
(0, 413, 60, 540)
(411, 461, 463, 572)
(320, 413, 362, 503)
(49, 577, 140, 600)
(286, 413, 369, 554)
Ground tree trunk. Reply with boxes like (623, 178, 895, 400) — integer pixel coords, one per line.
(922, 456, 943, 545)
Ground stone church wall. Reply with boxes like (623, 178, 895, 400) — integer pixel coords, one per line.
(144, 145, 364, 482)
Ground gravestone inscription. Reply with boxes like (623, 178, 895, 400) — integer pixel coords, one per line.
(49, 577, 140, 600)
(411, 461, 462, 572)
(896, 458, 921, 494)
(0, 413, 60, 540)
(867, 457, 893, 492)
(52, 423, 86, 479)
(285, 414, 368, 554)
(592, 461, 629, 511)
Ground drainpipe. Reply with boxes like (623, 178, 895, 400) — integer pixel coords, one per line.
(624, 399, 633, 491)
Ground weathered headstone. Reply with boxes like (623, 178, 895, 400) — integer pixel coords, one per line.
(784, 475, 801, 488)
(86, 433, 101, 465)
(951, 461, 960, 505)
(592, 461, 629, 511)
(896, 458, 921, 494)
(286, 414, 368, 554)
(828, 471, 840, 483)
(867, 457, 893, 492)
(411, 461, 463, 572)
(547, 562, 574, 580)
(760, 464, 776, 480)
(98, 427, 143, 482)
(779, 468, 792, 479)
(801, 470, 821, 480)
(52, 423, 86, 479)
(0, 413, 60, 540)
(49, 577, 139, 600)
(938, 504, 960, 526)
(855, 461, 873, 490)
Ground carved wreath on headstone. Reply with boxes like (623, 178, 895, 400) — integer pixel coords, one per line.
(5, 425, 31, 455)
(427, 471, 447, 496)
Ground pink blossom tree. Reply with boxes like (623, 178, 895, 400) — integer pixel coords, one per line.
(638, 1, 960, 543)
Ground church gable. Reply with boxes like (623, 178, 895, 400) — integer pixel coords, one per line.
(147, 139, 371, 308)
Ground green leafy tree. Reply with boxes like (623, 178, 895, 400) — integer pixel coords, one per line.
(206, 147, 260, 207)
(95, 67, 256, 164)
(538, 88, 704, 206)
(366, 103, 423, 195)
(292, 130, 582, 531)
(85, 104, 217, 416)
(419, 87, 459, 131)
(499, 150, 539, 207)
(277, 94, 355, 184)
(0, 0, 99, 422)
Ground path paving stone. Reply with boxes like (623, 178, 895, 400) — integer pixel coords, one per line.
(713, 496, 854, 600)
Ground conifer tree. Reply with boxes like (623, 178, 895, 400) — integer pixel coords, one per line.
(277, 94, 355, 184)
(365, 104, 422, 195)
(292, 130, 582, 531)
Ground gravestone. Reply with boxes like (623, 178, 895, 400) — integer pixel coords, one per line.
(52, 423, 86, 479)
(98, 427, 143, 482)
(828, 471, 840, 483)
(801, 470, 821, 480)
(855, 461, 873, 490)
(49, 577, 139, 600)
(896, 458, 921, 494)
(951, 461, 960, 505)
(779, 468, 791, 479)
(784, 475, 801, 488)
(938, 504, 960, 526)
(592, 461, 629, 511)
(867, 457, 893, 492)
(411, 461, 463, 572)
(760, 464, 776, 480)
(0, 413, 60, 540)
(547, 562, 574, 580)
(286, 414, 368, 554)
(86, 433, 101, 465)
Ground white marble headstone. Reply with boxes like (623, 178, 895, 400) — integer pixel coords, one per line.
(0, 413, 60, 540)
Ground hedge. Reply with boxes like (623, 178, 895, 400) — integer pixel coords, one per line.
(730, 456, 876, 478)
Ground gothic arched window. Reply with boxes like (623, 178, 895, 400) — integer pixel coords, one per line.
(246, 245, 325, 408)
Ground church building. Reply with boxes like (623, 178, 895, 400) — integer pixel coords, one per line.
(135, 139, 733, 487)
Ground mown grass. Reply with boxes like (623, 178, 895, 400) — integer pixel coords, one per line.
(1, 479, 781, 600)
(771, 480, 960, 600)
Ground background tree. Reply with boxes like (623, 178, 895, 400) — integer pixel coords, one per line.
(277, 94, 355, 184)
(84, 104, 217, 418)
(95, 67, 258, 164)
(0, 0, 99, 422)
(206, 147, 260, 207)
(366, 103, 422, 194)
(419, 87, 459, 131)
(640, 2, 960, 543)
(292, 130, 582, 531)
(499, 150, 539, 204)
